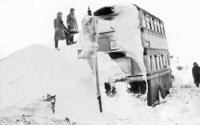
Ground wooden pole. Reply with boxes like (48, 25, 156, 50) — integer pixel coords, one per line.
(95, 55, 102, 112)
(92, 17, 102, 113)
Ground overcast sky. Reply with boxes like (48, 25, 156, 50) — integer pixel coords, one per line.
(0, 0, 200, 66)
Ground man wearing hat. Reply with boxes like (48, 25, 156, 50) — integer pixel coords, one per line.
(54, 12, 70, 49)
(67, 8, 79, 45)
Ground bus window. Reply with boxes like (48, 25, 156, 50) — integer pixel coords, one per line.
(132, 59, 142, 75)
(154, 20, 159, 33)
(160, 23, 163, 34)
(154, 55, 157, 70)
(142, 14, 146, 28)
(160, 23, 165, 34)
(167, 56, 170, 66)
(161, 55, 165, 68)
(145, 15, 151, 30)
(150, 56, 153, 72)
(159, 56, 163, 69)
(141, 11, 146, 28)
(144, 55, 150, 73)
(150, 18, 154, 31)
(155, 55, 158, 70)
(158, 22, 161, 33)
(157, 56, 161, 70)
(163, 55, 166, 67)
(165, 56, 168, 67)
(114, 57, 132, 75)
(150, 55, 156, 72)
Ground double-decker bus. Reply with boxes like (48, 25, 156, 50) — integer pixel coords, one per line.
(93, 4, 172, 106)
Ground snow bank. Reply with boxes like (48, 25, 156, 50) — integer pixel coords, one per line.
(0, 44, 101, 122)
(0, 45, 73, 109)
(155, 83, 200, 125)
(0, 44, 128, 124)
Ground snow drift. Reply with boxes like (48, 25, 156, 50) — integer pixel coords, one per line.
(0, 44, 127, 124)
(0, 45, 100, 121)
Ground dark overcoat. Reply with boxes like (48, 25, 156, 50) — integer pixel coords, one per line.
(54, 18, 69, 41)
(192, 65, 200, 84)
(67, 13, 79, 33)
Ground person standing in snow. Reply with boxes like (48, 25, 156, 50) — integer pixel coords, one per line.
(88, 7, 92, 16)
(66, 8, 79, 45)
(192, 62, 200, 87)
(54, 12, 70, 49)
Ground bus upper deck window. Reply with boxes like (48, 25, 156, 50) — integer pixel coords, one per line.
(160, 23, 165, 34)
(160, 23, 163, 34)
(154, 20, 160, 33)
(142, 13, 146, 28)
(150, 18, 154, 31)
(145, 15, 151, 30)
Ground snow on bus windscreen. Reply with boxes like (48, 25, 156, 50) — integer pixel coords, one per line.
(114, 57, 132, 75)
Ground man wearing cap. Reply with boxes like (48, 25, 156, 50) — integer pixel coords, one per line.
(67, 8, 79, 44)
(54, 12, 70, 49)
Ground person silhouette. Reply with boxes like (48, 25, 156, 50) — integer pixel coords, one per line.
(192, 62, 200, 87)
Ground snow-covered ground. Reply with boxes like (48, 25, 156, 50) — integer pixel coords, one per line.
(0, 44, 200, 125)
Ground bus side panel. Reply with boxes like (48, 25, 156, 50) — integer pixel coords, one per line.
(147, 75, 159, 106)
(159, 70, 172, 97)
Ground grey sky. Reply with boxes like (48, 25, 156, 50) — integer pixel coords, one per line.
(0, 0, 199, 65)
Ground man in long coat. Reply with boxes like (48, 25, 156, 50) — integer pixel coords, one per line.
(67, 8, 79, 44)
(54, 12, 70, 49)
(192, 62, 200, 87)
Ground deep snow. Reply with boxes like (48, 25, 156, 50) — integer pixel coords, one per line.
(0, 44, 200, 125)
(0, 45, 99, 122)
(0, 44, 127, 124)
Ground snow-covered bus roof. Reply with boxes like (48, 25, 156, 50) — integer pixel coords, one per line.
(133, 4, 164, 23)
(93, 4, 164, 27)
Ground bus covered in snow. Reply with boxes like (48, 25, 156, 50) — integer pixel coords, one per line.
(93, 4, 172, 106)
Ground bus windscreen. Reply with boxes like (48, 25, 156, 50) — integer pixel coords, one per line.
(114, 57, 132, 75)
